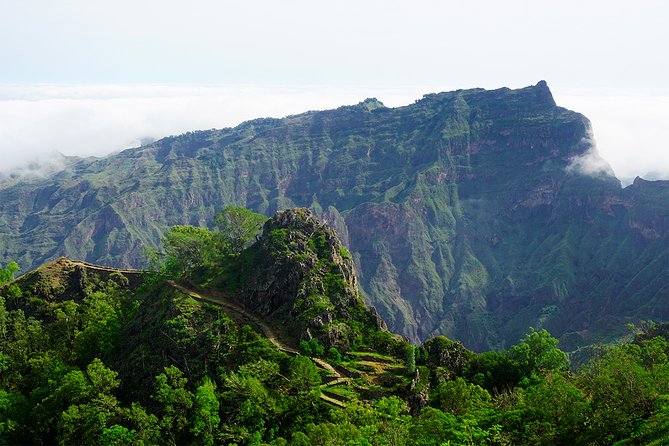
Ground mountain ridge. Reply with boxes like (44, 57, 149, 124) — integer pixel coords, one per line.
(0, 81, 666, 351)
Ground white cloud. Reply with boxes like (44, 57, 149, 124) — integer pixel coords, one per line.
(0, 85, 667, 185)
(553, 88, 669, 184)
(0, 84, 426, 174)
(565, 131, 616, 178)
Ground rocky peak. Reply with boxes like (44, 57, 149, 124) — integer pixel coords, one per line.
(526, 80, 556, 107)
(238, 208, 387, 349)
(358, 97, 386, 111)
(263, 207, 323, 235)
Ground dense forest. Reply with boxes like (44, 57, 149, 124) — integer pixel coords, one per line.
(0, 208, 667, 445)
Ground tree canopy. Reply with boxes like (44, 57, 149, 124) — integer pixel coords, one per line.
(0, 262, 19, 285)
(213, 206, 267, 254)
(147, 206, 267, 279)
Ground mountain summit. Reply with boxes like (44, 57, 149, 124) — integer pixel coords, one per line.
(0, 82, 666, 350)
(219, 207, 389, 350)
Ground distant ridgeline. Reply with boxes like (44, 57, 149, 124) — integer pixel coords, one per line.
(0, 81, 667, 351)
(1, 211, 668, 445)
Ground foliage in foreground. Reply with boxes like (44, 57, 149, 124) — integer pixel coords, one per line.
(1, 266, 666, 445)
(2, 218, 668, 446)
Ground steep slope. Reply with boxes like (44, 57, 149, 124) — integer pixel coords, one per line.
(0, 81, 667, 350)
(209, 208, 389, 351)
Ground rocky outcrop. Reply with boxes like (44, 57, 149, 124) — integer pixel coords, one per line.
(423, 336, 473, 376)
(235, 208, 387, 350)
(407, 368, 430, 416)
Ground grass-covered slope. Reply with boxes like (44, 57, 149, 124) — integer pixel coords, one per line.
(0, 82, 667, 350)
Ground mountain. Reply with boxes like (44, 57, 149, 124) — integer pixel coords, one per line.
(0, 81, 667, 350)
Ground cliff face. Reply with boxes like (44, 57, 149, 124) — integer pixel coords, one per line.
(0, 81, 667, 350)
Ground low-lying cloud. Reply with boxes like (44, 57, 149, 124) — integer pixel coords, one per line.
(0, 85, 667, 185)
(553, 88, 669, 184)
(0, 85, 425, 175)
(566, 133, 616, 178)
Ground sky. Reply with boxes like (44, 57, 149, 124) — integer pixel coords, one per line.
(0, 0, 667, 183)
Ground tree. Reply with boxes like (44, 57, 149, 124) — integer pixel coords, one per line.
(405, 345, 416, 376)
(308, 338, 324, 357)
(0, 297, 8, 342)
(0, 262, 21, 306)
(87, 358, 120, 395)
(74, 291, 121, 362)
(299, 340, 312, 356)
(99, 425, 135, 445)
(431, 377, 491, 416)
(154, 365, 194, 442)
(120, 403, 161, 446)
(579, 341, 663, 443)
(220, 369, 276, 435)
(0, 262, 18, 285)
(191, 377, 220, 446)
(147, 226, 218, 279)
(507, 328, 568, 379)
(213, 206, 267, 253)
(287, 355, 321, 396)
(520, 372, 591, 444)
(375, 397, 411, 446)
(327, 347, 342, 366)
(56, 359, 123, 445)
(465, 350, 522, 392)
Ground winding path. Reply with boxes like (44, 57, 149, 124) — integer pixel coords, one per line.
(165, 281, 347, 407)
(64, 260, 348, 407)
(167, 280, 301, 356)
(70, 260, 146, 276)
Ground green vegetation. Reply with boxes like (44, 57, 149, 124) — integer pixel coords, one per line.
(405, 344, 416, 376)
(299, 338, 324, 357)
(146, 206, 267, 281)
(213, 206, 268, 254)
(0, 78, 663, 442)
(0, 249, 668, 445)
(146, 225, 219, 278)
(0, 262, 18, 285)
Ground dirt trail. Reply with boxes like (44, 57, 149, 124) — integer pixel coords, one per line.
(167, 281, 300, 356)
(319, 392, 347, 408)
(70, 260, 145, 275)
(166, 281, 348, 406)
(58, 263, 348, 407)
(320, 377, 353, 388)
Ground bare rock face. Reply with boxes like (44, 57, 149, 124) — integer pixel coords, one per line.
(407, 368, 430, 416)
(236, 208, 388, 350)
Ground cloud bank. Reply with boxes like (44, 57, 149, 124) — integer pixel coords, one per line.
(553, 88, 669, 184)
(0, 85, 667, 184)
(0, 85, 425, 175)
(565, 131, 616, 178)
